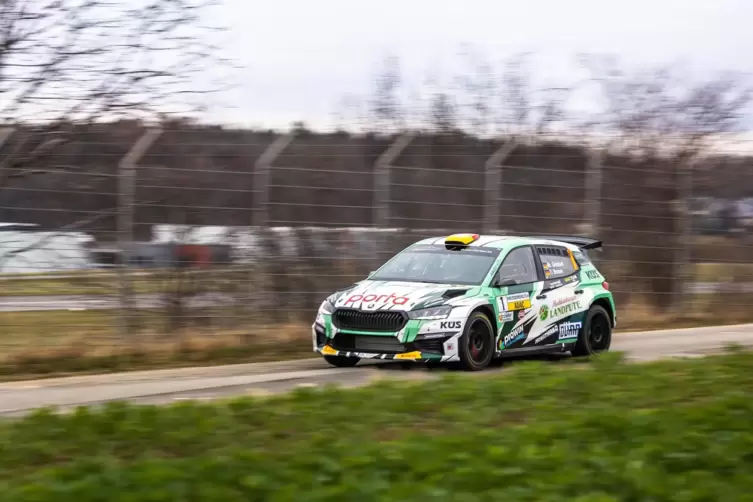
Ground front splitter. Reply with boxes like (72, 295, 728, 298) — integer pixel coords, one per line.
(316, 345, 443, 362)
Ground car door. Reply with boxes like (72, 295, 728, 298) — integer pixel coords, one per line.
(491, 245, 546, 352)
(521, 244, 589, 347)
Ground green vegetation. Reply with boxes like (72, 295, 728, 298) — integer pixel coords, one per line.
(4, 287, 753, 381)
(1, 350, 752, 500)
(0, 309, 314, 380)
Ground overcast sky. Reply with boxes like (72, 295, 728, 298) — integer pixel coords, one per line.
(208, 0, 753, 130)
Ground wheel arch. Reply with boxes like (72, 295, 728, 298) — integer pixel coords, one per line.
(590, 297, 615, 328)
(471, 303, 496, 328)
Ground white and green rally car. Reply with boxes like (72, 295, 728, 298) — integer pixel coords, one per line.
(313, 233, 616, 371)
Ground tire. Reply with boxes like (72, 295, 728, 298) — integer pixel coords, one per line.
(457, 311, 495, 371)
(323, 355, 361, 368)
(572, 304, 612, 357)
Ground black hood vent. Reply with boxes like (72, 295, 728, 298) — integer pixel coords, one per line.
(442, 288, 469, 299)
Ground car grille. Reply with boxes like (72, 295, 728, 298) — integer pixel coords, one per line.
(332, 333, 406, 354)
(332, 309, 407, 332)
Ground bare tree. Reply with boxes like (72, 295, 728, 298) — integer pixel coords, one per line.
(454, 43, 496, 136)
(578, 54, 752, 158)
(498, 52, 571, 138)
(369, 53, 404, 134)
(0, 0, 231, 270)
(579, 54, 753, 310)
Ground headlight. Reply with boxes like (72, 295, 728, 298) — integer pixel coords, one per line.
(408, 305, 452, 320)
(318, 299, 335, 315)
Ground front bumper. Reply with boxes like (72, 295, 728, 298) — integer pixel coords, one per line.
(312, 316, 462, 363)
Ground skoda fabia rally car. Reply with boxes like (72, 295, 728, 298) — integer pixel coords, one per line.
(313, 233, 616, 371)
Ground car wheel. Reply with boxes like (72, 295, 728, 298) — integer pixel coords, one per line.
(572, 304, 612, 357)
(458, 311, 495, 371)
(323, 355, 361, 368)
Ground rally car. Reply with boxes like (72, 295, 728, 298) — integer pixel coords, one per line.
(312, 233, 616, 371)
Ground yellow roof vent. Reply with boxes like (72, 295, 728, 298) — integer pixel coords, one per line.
(445, 233, 480, 250)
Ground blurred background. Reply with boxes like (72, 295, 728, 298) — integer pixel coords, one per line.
(0, 0, 752, 367)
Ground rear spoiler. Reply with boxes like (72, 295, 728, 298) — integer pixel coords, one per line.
(526, 235, 602, 251)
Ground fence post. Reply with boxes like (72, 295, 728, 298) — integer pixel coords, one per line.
(117, 126, 163, 339)
(251, 133, 295, 311)
(0, 127, 14, 150)
(672, 156, 695, 314)
(374, 132, 414, 264)
(584, 148, 605, 238)
(254, 133, 295, 228)
(484, 139, 517, 234)
(0, 127, 16, 186)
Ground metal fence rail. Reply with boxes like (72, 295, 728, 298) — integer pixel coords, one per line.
(0, 124, 752, 359)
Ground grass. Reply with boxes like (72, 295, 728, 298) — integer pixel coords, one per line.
(1, 288, 753, 382)
(1, 349, 753, 500)
(0, 308, 314, 380)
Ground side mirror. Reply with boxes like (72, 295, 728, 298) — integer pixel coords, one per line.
(494, 278, 519, 288)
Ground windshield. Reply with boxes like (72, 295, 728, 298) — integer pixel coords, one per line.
(370, 245, 500, 285)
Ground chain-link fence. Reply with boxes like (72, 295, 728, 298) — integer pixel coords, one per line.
(1, 123, 752, 363)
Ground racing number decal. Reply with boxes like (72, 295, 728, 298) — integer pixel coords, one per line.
(500, 292, 531, 311)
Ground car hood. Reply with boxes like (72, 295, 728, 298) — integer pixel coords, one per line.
(331, 280, 476, 312)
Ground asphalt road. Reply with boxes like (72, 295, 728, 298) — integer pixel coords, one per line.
(2, 323, 752, 417)
(1, 282, 752, 312)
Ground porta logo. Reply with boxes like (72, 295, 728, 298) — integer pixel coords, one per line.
(539, 305, 549, 321)
(344, 292, 410, 305)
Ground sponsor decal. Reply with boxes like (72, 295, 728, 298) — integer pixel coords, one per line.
(499, 311, 514, 322)
(508, 299, 531, 310)
(395, 351, 422, 360)
(439, 320, 462, 330)
(547, 279, 563, 289)
(585, 270, 600, 280)
(551, 300, 583, 318)
(539, 305, 549, 321)
(535, 325, 559, 344)
(501, 324, 525, 349)
(553, 295, 577, 307)
(562, 275, 577, 284)
(558, 321, 582, 341)
(502, 292, 532, 311)
(321, 345, 337, 355)
(344, 292, 409, 305)
(421, 333, 449, 340)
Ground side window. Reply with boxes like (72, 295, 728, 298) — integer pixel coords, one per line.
(572, 249, 591, 266)
(496, 247, 538, 285)
(537, 246, 577, 280)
